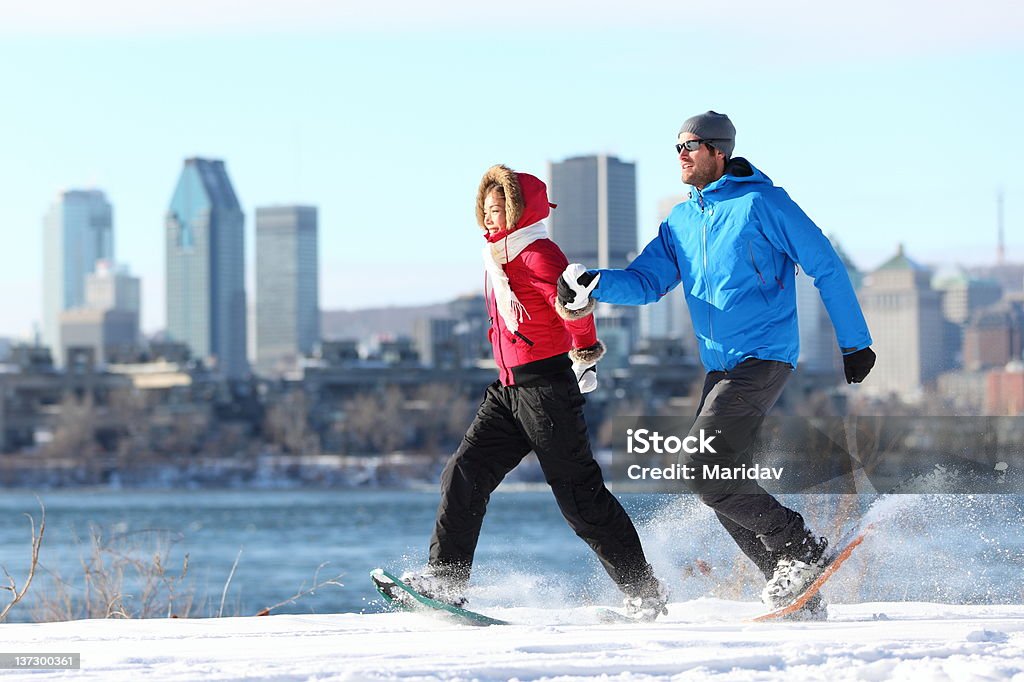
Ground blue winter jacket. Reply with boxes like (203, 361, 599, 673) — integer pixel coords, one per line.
(593, 158, 872, 372)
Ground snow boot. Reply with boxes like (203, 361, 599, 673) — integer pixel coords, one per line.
(399, 569, 468, 608)
(761, 532, 829, 609)
(622, 576, 670, 622)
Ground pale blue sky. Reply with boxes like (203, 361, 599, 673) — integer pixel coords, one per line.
(1, 1, 1021, 336)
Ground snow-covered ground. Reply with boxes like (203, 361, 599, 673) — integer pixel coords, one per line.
(3, 600, 1023, 681)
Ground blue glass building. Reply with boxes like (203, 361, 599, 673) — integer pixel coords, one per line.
(42, 189, 114, 363)
(165, 158, 248, 378)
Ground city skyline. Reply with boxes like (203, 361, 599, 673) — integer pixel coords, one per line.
(19, 157, 1023, 348)
(1, 2, 1021, 338)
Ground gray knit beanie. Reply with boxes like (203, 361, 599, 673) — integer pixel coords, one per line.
(678, 111, 736, 158)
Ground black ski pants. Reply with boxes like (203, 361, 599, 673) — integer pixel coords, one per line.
(429, 371, 654, 595)
(681, 358, 810, 579)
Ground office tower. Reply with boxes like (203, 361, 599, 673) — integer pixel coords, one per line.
(165, 158, 248, 378)
(42, 189, 114, 362)
(548, 154, 637, 268)
(859, 245, 944, 400)
(255, 205, 320, 375)
(548, 154, 639, 356)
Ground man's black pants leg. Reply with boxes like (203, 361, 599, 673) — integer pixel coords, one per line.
(682, 359, 808, 566)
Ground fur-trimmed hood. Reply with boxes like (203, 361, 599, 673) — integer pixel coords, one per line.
(476, 164, 554, 233)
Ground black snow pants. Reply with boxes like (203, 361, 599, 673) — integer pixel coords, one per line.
(428, 369, 655, 595)
(681, 358, 811, 579)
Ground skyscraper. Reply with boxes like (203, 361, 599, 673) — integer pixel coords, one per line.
(860, 245, 944, 400)
(548, 154, 637, 268)
(548, 155, 639, 356)
(166, 158, 248, 378)
(42, 189, 114, 361)
(255, 205, 320, 375)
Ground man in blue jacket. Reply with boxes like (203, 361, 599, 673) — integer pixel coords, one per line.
(556, 111, 876, 619)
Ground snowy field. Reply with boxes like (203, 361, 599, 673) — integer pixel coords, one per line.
(2, 600, 1023, 681)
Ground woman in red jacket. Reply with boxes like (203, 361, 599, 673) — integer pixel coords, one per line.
(403, 165, 668, 620)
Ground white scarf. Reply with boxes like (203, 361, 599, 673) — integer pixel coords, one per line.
(483, 221, 548, 333)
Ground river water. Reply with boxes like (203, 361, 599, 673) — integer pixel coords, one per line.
(0, 489, 1020, 622)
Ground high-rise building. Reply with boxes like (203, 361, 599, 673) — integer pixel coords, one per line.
(548, 154, 640, 352)
(165, 158, 248, 378)
(42, 189, 114, 362)
(548, 154, 637, 269)
(859, 245, 944, 400)
(255, 205, 320, 375)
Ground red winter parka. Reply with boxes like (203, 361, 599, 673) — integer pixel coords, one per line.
(476, 165, 601, 386)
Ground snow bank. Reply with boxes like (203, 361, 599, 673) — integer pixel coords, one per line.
(2, 600, 1022, 681)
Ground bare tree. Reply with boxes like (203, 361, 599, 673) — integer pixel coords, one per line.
(154, 408, 212, 457)
(0, 500, 45, 623)
(33, 527, 194, 621)
(343, 387, 407, 453)
(265, 389, 319, 455)
(44, 394, 98, 459)
(412, 384, 474, 454)
(107, 387, 150, 462)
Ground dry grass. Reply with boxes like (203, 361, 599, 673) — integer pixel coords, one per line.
(32, 527, 194, 621)
(0, 499, 45, 623)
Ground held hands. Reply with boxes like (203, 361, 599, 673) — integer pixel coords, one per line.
(557, 263, 600, 311)
(843, 347, 876, 384)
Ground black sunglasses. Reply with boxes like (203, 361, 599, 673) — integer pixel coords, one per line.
(675, 139, 725, 154)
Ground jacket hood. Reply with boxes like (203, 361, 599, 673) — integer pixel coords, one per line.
(698, 157, 774, 195)
(476, 164, 554, 235)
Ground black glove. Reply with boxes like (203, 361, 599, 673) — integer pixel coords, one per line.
(843, 347, 876, 384)
(557, 264, 600, 310)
